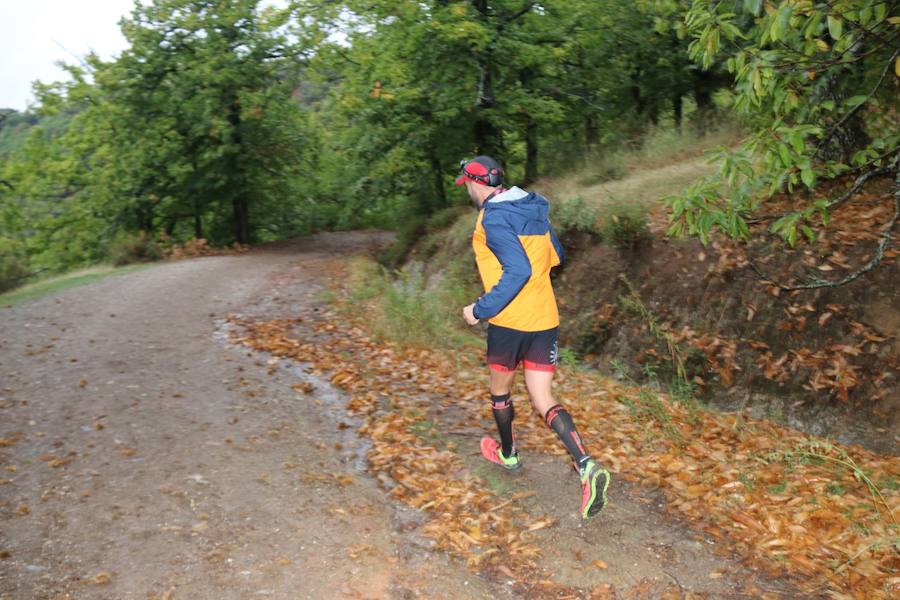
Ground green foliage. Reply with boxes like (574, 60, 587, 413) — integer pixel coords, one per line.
(107, 231, 162, 266)
(666, 0, 900, 247)
(298, 0, 717, 225)
(765, 439, 897, 525)
(3, 0, 317, 278)
(556, 346, 580, 367)
(0, 238, 30, 293)
(611, 359, 683, 443)
(3, 0, 743, 279)
(426, 205, 470, 232)
(550, 196, 601, 237)
(618, 274, 688, 382)
(345, 256, 480, 349)
(0, 110, 41, 158)
(600, 203, 651, 249)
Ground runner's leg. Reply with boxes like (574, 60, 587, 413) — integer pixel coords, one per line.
(524, 369, 590, 470)
(486, 324, 521, 458)
(489, 369, 516, 456)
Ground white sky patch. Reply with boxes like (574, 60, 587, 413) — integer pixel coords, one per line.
(0, 0, 290, 112)
(0, 0, 135, 111)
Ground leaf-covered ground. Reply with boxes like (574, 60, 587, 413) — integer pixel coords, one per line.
(1, 232, 896, 599)
(225, 254, 899, 599)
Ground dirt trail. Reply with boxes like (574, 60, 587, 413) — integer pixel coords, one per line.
(1, 233, 798, 599)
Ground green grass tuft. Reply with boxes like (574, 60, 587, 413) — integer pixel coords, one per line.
(0, 262, 162, 308)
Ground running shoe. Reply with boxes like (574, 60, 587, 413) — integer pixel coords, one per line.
(480, 437, 521, 470)
(580, 459, 610, 519)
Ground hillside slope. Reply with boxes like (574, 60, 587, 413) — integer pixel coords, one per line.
(404, 156, 899, 454)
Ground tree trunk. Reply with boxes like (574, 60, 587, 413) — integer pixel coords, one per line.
(193, 204, 203, 239)
(524, 118, 538, 186)
(673, 94, 683, 131)
(472, 0, 503, 160)
(232, 197, 249, 244)
(428, 149, 447, 211)
(692, 70, 719, 133)
(474, 63, 503, 158)
(227, 93, 251, 244)
(630, 67, 645, 116)
(585, 116, 599, 154)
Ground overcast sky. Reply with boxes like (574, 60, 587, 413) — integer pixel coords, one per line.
(0, 0, 136, 111)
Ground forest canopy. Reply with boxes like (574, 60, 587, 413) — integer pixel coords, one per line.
(1, 0, 897, 290)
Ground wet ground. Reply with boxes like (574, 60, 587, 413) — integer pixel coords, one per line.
(1, 233, 807, 598)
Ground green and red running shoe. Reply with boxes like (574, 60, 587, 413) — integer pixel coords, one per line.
(580, 459, 610, 519)
(480, 437, 522, 470)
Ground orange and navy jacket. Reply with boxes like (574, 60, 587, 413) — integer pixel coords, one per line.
(471, 186, 565, 332)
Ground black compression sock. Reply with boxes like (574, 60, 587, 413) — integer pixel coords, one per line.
(490, 393, 515, 457)
(544, 404, 590, 467)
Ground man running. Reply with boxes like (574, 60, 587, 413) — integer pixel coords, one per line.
(457, 155, 610, 520)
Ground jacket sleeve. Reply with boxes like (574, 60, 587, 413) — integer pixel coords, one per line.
(549, 223, 565, 267)
(473, 213, 532, 320)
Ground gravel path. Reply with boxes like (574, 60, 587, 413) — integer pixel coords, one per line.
(0, 233, 502, 600)
(1, 232, 799, 599)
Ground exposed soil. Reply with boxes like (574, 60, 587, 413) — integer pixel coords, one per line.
(2, 232, 805, 599)
(555, 227, 899, 455)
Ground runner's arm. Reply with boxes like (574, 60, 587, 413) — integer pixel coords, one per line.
(473, 214, 531, 320)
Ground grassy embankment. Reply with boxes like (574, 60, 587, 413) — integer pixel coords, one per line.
(349, 122, 741, 353)
(0, 263, 162, 308)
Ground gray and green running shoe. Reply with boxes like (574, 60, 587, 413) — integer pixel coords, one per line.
(580, 459, 610, 519)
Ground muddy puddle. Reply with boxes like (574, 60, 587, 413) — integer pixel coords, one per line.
(213, 316, 372, 472)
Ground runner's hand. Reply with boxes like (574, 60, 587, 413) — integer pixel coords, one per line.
(463, 304, 479, 326)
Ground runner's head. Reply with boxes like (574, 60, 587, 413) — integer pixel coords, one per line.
(456, 156, 504, 208)
(456, 155, 504, 188)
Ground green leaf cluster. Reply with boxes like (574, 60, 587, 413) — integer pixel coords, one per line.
(667, 0, 900, 246)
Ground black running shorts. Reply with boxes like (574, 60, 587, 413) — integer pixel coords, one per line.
(486, 324, 558, 372)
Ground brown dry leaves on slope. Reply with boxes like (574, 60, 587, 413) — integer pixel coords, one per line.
(226, 304, 899, 599)
(227, 316, 573, 597)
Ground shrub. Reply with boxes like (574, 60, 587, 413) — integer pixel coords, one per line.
(0, 239, 30, 293)
(600, 203, 650, 249)
(107, 230, 162, 266)
(550, 195, 601, 237)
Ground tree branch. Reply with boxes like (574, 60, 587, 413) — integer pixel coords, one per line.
(499, 2, 535, 27)
(746, 152, 899, 225)
(823, 0, 899, 49)
(747, 165, 899, 291)
(813, 48, 899, 159)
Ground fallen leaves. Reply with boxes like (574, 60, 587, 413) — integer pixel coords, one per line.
(88, 571, 113, 585)
(0, 432, 24, 447)
(226, 295, 900, 599)
(40, 454, 73, 469)
(228, 314, 567, 591)
(292, 381, 315, 394)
